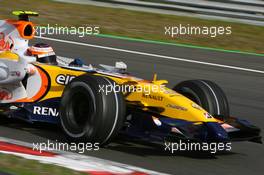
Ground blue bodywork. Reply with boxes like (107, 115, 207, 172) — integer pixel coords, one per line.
(4, 98, 262, 144)
(8, 98, 60, 124)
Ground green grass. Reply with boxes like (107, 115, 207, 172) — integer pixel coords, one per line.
(0, 153, 87, 175)
(0, 0, 263, 54)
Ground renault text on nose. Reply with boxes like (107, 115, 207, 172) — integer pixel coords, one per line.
(33, 106, 59, 117)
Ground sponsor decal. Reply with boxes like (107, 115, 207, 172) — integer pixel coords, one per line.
(26, 64, 37, 75)
(171, 127, 183, 134)
(166, 104, 187, 111)
(56, 74, 76, 85)
(192, 103, 202, 110)
(33, 106, 59, 117)
(221, 123, 240, 132)
(10, 71, 21, 77)
(0, 32, 10, 51)
(142, 93, 163, 101)
(9, 106, 18, 110)
(204, 112, 213, 119)
(152, 116, 162, 126)
(0, 88, 12, 100)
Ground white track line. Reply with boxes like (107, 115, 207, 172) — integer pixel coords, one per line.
(35, 36, 264, 74)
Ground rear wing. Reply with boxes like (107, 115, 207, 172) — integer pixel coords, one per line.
(12, 11, 39, 21)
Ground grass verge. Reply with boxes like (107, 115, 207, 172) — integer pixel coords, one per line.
(0, 153, 86, 175)
(0, 0, 263, 54)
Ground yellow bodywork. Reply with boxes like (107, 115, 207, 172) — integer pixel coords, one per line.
(37, 63, 219, 123)
(0, 51, 19, 62)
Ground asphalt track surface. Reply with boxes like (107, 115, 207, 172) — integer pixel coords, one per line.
(1, 34, 264, 175)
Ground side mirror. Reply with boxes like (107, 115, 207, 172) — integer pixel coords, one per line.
(115, 61, 127, 70)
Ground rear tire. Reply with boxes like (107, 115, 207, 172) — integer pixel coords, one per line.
(173, 80, 229, 120)
(59, 74, 126, 146)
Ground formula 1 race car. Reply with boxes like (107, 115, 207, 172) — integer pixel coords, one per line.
(0, 11, 261, 147)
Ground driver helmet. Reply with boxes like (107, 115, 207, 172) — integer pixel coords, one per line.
(27, 43, 57, 65)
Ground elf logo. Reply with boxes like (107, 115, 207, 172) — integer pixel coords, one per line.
(33, 106, 59, 117)
(56, 74, 76, 85)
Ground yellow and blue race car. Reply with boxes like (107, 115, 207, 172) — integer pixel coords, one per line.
(0, 11, 261, 147)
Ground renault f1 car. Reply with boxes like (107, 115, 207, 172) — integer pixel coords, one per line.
(0, 11, 261, 147)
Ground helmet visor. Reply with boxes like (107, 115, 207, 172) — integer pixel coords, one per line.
(37, 54, 58, 65)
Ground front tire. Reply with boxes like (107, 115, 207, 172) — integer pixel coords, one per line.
(173, 80, 229, 120)
(59, 74, 126, 146)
